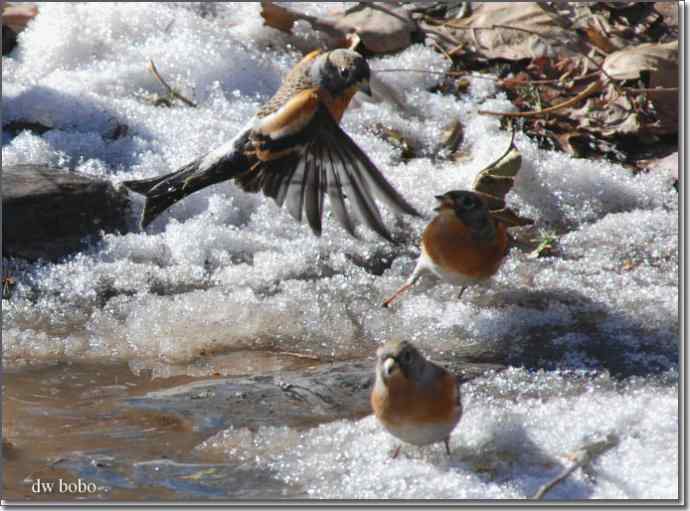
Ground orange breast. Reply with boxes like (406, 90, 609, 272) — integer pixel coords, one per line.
(422, 211, 508, 280)
(371, 371, 459, 426)
(318, 85, 359, 123)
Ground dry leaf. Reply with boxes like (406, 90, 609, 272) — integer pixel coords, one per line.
(259, 0, 298, 33)
(584, 23, 617, 54)
(259, 1, 416, 54)
(335, 3, 416, 54)
(472, 130, 534, 227)
(437, 3, 572, 61)
(437, 119, 464, 155)
(602, 41, 678, 81)
(602, 41, 678, 134)
(2, 3, 38, 33)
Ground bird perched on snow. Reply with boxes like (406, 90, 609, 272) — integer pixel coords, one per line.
(123, 48, 420, 241)
(371, 339, 462, 457)
(382, 131, 532, 307)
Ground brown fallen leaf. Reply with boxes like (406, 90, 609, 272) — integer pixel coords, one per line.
(259, 1, 416, 54)
(602, 41, 678, 134)
(602, 41, 678, 82)
(259, 0, 298, 33)
(334, 3, 417, 54)
(2, 2, 38, 33)
(432, 3, 573, 61)
(472, 129, 534, 227)
(437, 118, 464, 155)
(584, 22, 617, 54)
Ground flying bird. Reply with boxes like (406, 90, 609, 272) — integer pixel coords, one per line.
(123, 49, 420, 241)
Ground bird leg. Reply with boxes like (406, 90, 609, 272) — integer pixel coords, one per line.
(391, 445, 402, 459)
(456, 286, 467, 299)
(444, 438, 451, 455)
(382, 281, 415, 308)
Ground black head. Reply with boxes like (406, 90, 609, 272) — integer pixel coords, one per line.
(376, 340, 424, 381)
(434, 190, 491, 230)
(312, 49, 371, 96)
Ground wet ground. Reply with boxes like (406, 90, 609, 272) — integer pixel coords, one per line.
(2, 353, 324, 501)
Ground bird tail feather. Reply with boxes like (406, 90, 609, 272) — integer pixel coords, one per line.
(123, 158, 240, 228)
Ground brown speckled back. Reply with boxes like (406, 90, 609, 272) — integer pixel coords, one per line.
(255, 50, 321, 118)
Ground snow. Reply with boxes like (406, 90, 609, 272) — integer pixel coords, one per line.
(198, 368, 678, 499)
(1, 2, 678, 500)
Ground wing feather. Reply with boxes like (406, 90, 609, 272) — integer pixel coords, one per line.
(285, 156, 307, 222)
(236, 104, 419, 239)
(323, 144, 357, 237)
(304, 142, 323, 235)
(328, 140, 393, 241)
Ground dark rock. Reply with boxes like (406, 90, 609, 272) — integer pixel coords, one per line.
(2, 26, 19, 56)
(2, 164, 129, 261)
(123, 361, 375, 434)
(122, 357, 506, 436)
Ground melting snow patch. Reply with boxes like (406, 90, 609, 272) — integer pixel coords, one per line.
(198, 369, 678, 500)
(3, 3, 678, 373)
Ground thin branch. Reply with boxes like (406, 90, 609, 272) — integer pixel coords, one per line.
(627, 87, 678, 93)
(374, 68, 498, 81)
(430, 37, 454, 63)
(499, 71, 599, 87)
(423, 25, 465, 48)
(479, 79, 603, 118)
(147, 59, 197, 108)
(428, 20, 619, 86)
(531, 433, 620, 500)
(274, 351, 321, 361)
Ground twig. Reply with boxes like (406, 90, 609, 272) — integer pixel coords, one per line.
(423, 25, 465, 48)
(147, 59, 197, 108)
(499, 71, 599, 87)
(479, 79, 603, 118)
(375, 68, 498, 80)
(447, 41, 465, 57)
(427, 20, 619, 86)
(430, 38, 454, 63)
(627, 87, 678, 93)
(531, 433, 620, 500)
(275, 351, 321, 361)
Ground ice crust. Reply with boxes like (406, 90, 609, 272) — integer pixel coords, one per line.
(1, 3, 679, 500)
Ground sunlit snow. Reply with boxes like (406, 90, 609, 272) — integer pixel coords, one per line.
(2, 2, 678, 500)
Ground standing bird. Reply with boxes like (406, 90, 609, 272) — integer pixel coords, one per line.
(371, 339, 462, 458)
(123, 49, 420, 241)
(382, 132, 532, 307)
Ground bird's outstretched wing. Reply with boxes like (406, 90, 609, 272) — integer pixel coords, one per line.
(236, 104, 420, 240)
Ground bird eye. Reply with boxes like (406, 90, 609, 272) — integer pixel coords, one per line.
(462, 196, 476, 209)
(339, 67, 349, 79)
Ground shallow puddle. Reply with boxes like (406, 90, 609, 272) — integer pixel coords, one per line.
(2, 351, 321, 501)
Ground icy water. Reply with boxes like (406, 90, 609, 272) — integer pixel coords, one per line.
(2, 356, 321, 501)
(2, 2, 679, 501)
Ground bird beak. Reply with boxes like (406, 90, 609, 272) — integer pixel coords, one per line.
(434, 194, 451, 212)
(358, 79, 372, 97)
(382, 356, 397, 377)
